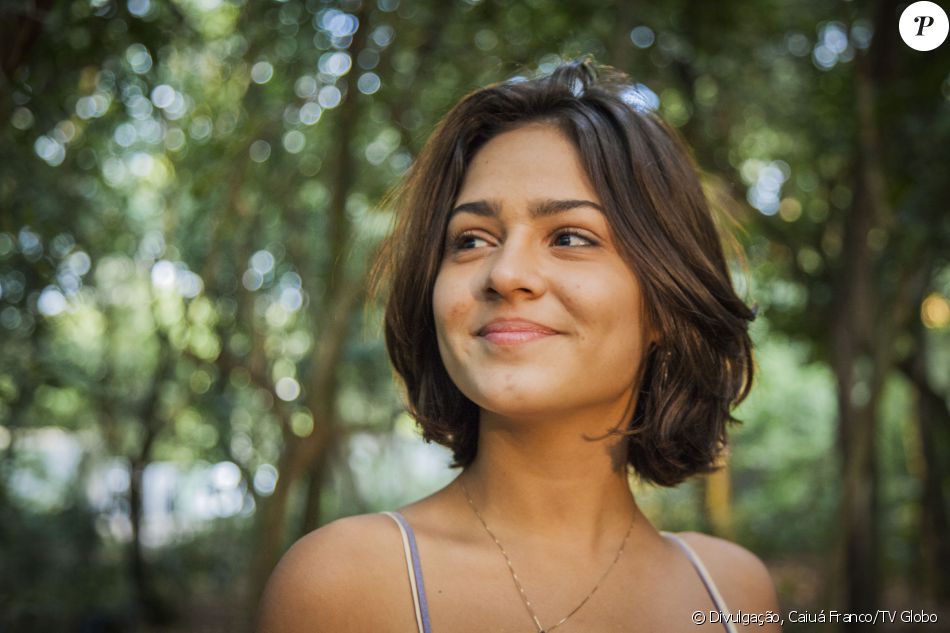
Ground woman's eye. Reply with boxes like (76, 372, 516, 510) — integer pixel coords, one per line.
(450, 232, 489, 250)
(448, 229, 597, 252)
(552, 230, 596, 247)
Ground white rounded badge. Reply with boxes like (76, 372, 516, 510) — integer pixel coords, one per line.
(899, 1, 949, 51)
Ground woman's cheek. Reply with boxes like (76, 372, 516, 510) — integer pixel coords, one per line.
(447, 298, 468, 323)
(435, 274, 470, 328)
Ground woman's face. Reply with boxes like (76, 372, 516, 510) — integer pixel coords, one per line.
(432, 123, 653, 422)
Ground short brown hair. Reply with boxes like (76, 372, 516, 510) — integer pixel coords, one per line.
(371, 60, 756, 487)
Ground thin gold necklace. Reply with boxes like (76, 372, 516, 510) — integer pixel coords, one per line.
(458, 477, 636, 633)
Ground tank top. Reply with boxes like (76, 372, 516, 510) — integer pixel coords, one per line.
(382, 510, 739, 633)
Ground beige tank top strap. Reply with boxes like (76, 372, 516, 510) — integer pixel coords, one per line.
(382, 511, 428, 633)
(660, 531, 739, 633)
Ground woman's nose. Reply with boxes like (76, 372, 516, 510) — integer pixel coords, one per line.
(483, 233, 547, 300)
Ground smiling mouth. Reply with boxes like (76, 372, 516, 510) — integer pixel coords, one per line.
(478, 327, 558, 346)
(476, 317, 561, 347)
(479, 331, 559, 346)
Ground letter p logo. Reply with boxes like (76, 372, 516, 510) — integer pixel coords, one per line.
(900, 2, 948, 50)
(915, 15, 935, 35)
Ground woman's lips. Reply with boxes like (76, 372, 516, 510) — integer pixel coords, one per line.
(480, 330, 558, 345)
(476, 319, 560, 346)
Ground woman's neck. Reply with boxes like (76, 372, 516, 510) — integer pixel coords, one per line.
(456, 405, 646, 554)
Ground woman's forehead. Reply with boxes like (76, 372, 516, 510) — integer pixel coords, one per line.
(456, 124, 601, 204)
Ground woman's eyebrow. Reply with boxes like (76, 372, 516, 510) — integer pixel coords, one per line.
(449, 198, 605, 219)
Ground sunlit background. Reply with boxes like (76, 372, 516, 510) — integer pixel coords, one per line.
(1, 0, 949, 631)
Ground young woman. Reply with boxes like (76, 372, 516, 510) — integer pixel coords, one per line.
(258, 60, 781, 632)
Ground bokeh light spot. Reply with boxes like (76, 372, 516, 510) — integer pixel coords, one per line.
(249, 140, 271, 162)
(282, 130, 305, 154)
(12, 107, 34, 130)
(357, 72, 381, 95)
(275, 377, 301, 402)
(294, 75, 317, 98)
(151, 260, 176, 289)
(250, 250, 274, 275)
(242, 269, 263, 291)
(317, 85, 342, 109)
(291, 411, 314, 437)
(922, 293, 950, 329)
(253, 464, 278, 496)
(150, 84, 175, 109)
(128, 0, 151, 18)
(319, 51, 352, 77)
(630, 25, 655, 48)
(34, 135, 66, 166)
(125, 43, 153, 74)
(299, 102, 323, 125)
(251, 61, 275, 84)
(37, 287, 68, 317)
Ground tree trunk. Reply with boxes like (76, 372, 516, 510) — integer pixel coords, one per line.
(912, 368, 950, 603)
(128, 337, 174, 625)
(129, 451, 171, 624)
(830, 151, 876, 629)
(833, 48, 880, 633)
(0, 0, 55, 97)
(899, 319, 950, 603)
(704, 462, 734, 540)
(301, 431, 334, 535)
(244, 4, 371, 621)
(245, 279, 363, 621)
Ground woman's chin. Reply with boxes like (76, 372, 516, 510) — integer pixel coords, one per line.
(464, 381, 635, 427)
(468, 389, 571, 421)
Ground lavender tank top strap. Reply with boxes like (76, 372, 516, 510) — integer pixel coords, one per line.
(382, 511, 433, 633)
(661, 531, 739, 633)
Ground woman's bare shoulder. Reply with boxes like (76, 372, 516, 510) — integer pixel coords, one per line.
(256, 513, 405, 633)
(676, 532, 783, 630)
